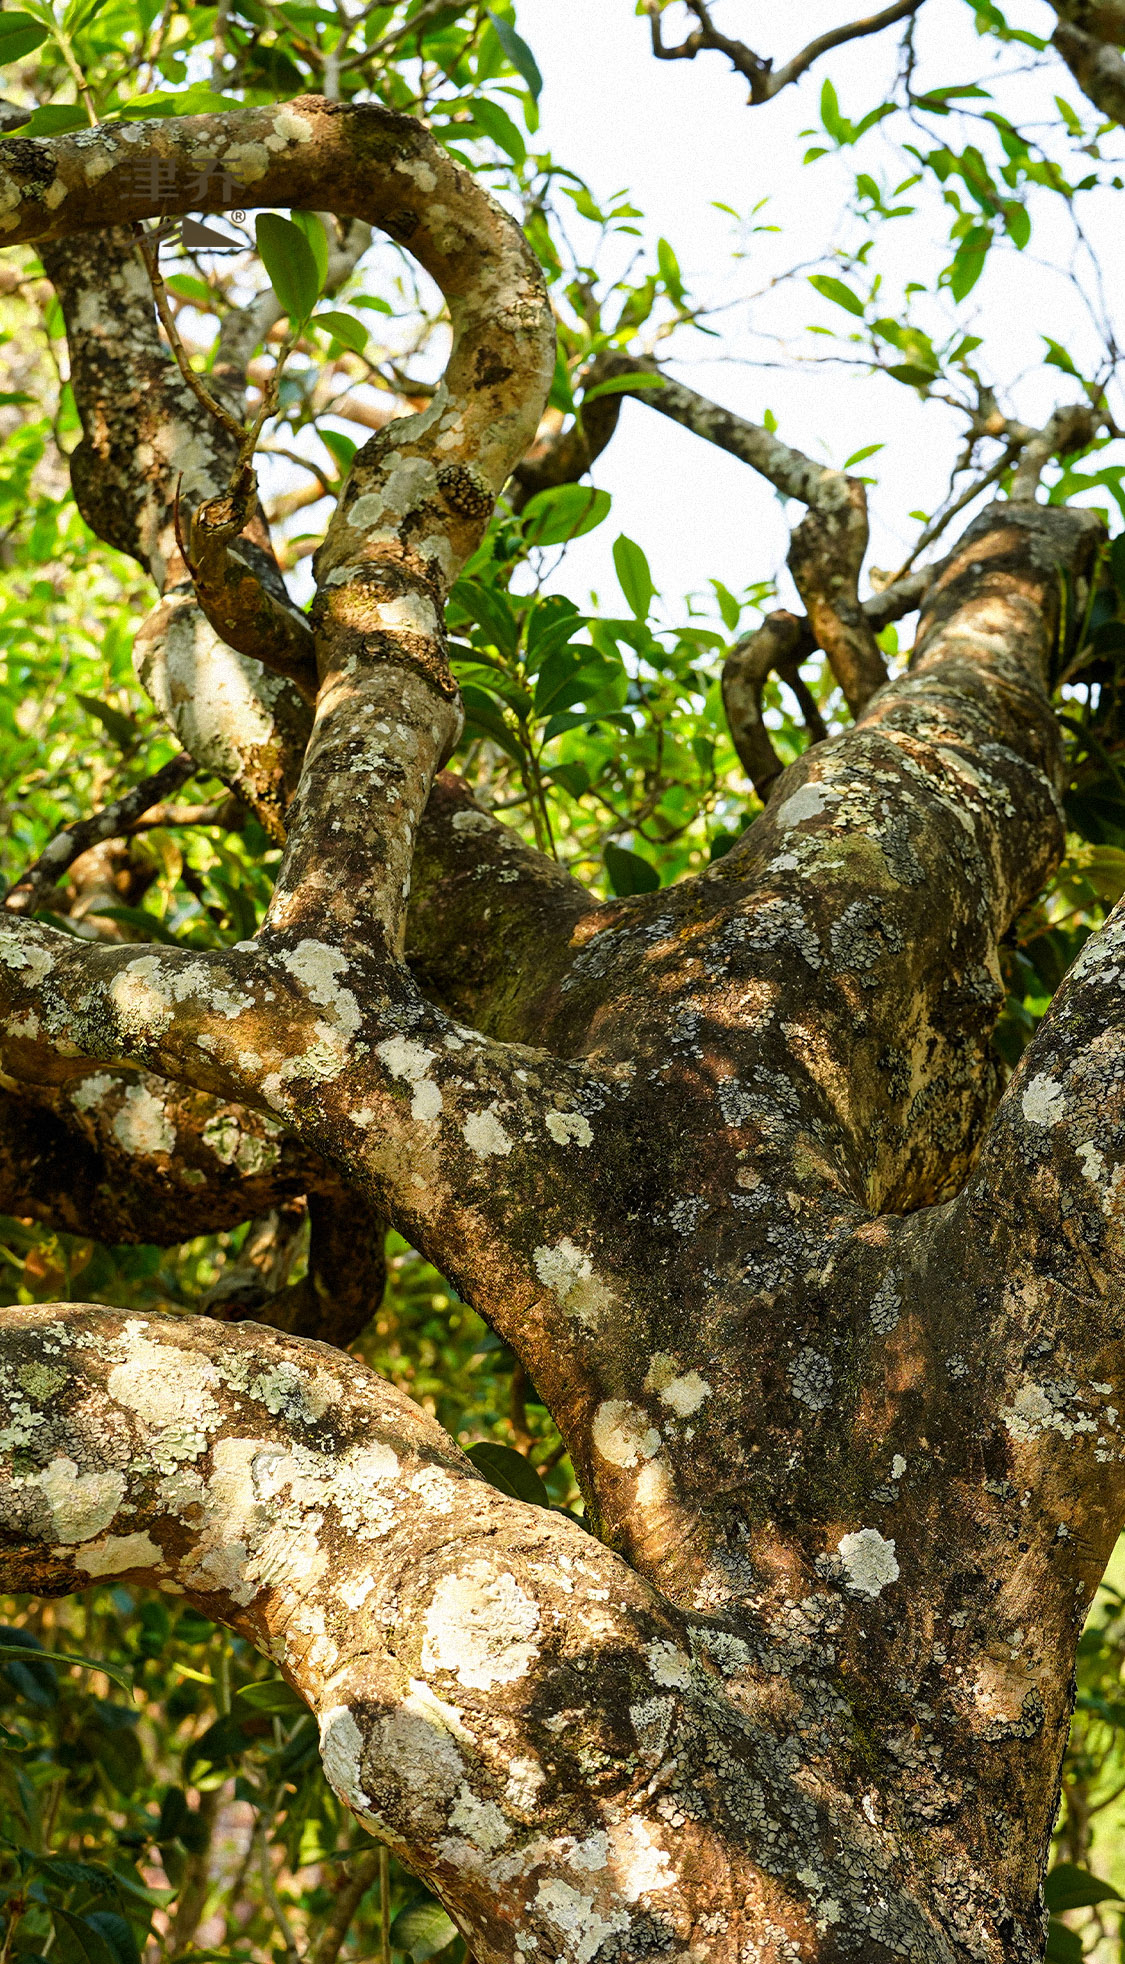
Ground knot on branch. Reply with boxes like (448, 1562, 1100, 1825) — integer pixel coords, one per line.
(311, 562, 459, 706)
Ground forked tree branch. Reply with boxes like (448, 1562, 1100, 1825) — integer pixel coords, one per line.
(644, 0, 925, 104)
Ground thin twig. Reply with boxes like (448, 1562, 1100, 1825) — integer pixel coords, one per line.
(135, 229, 245, 443)
(3, 752, 197, 914)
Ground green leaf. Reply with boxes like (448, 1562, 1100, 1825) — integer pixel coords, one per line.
(612, 532, 654, 620)
(75, 693, 136, 749)
(164, 275, 214, 306)
(0, 1636, 133, 1698)
(255, 212, 322, 324)
(0, 390, 34, 406)
(581, 372, 667, 405)
(466, 1441, 551, 1507)
(64, 0, 111, 36)
(472, 95, 526, 166)
(450, 577, 521, 659)
(288, 209, 328, 290)
(533, 648, 619, 719)
(1044, 1921, 1084, 1963)
(1044, 1863, 1123, 1912)
(948, 227, 992, 301)
(86, 905, 182, 947)
(4, 104, 89, 137)
(486, 11, 542, 100)
(80, 1913, 141, 1964)
(320, 428, 357, 474)
(886, 363, 937, 388)
(49, 1901, 125, 1964)
(0, 11, 49, 63)
(112, 87, 243, 120)
(843, 442, 884, 468)
(390, 1897, 460, 1961)
(313, 309, 368, 354)
(605, 842, 659, 896)
(233, 1679, 308, 1717)
(1003, 200, 1030, 248)
(1044, 336, 1081, 379)
(521, 484, 611, 547)
(808, 274, 865, 318)
(657, 236, 684, 303)
(459, 685, 523, 764)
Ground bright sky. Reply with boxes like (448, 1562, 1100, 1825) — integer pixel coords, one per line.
(511, 0, 1124, 622)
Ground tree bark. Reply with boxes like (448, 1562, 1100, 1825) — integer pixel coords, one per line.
(0, 97, 1122, 1963)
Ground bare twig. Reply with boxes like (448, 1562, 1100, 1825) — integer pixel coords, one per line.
(3, 753, 197, 914)
(644, 0, 925, 104)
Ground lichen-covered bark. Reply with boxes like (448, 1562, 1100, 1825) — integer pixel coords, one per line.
(1, 96, 1122, 1963)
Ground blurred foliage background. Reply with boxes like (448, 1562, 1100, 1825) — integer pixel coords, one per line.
(2, 0, 1125, 1955)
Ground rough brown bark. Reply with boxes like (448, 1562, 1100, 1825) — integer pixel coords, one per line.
(0, 97, 1121, 1964)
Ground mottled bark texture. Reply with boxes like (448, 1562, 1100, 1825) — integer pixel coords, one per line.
(0, 99, 1122, 1964)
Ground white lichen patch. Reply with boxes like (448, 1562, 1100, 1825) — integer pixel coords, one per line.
(545, 1110, 594, 1148)
(789, 1348, 834, 1411)
(591, 1400, 661, 1469)
(1021, 1072, 1067, 1127)
(533, 1880, 628, 1964)
(644, 1354, 712, 1417)
(533, 1239, 614, 1327)
(285, 941, 362, 1039)
(112, 1083, 176, 1156)
(868, 1277, 902, 1335)
(421, 1563, 540, 1690)
(613, 1820, 674, 1902)
(1001, 1378, 1099, 1444)
(35, 1457, 125, 1543)
(462, 1106, 513, 1157)
(107, 956, 173, 1038)
(838, 1528, 900, 1597)
(646, 1638, 692, 1688)
(71, 1073, 115, 1114)
(75, 1529, 163, 1576)
(774, 782, 840, 830)
(319, 1705, 376, 1818)
(448, 1784, 510, 1852)
(108, 1329, 220, 1434)
(376, 1035, 442, 1122)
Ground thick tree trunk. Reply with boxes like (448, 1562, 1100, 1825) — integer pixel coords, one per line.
(1, 100, 1122, 1963)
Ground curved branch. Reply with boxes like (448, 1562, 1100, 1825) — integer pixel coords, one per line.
(721, 609, 823, 799)
(41, 225, 311, 842)
(599, 356, 889, 710)
(787, 478, 888, 714)
(0, 1304, 1024, 1962)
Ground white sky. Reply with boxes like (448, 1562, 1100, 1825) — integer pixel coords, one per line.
(509, 0, 1124, 621)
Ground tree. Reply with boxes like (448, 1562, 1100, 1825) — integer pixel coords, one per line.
(3, 1, 1125, 1959)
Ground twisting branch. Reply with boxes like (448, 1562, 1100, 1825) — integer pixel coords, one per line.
(643, 0, 926, 105)
(2, 752, 197, 914)
(598, 354, 888, 711)
(186, 483, 320, 702)
(721, 611, 822, 800)
(1010, 402, 1104, 502)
